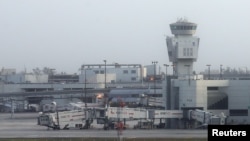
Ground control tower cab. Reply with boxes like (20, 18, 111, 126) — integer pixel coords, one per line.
(166, 19, 200, 78)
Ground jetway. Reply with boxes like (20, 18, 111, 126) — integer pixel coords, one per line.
(186, 109, 227, 129)
(105, 107, 183, 120)
(148, 110, 183, 119)
(38, 106, 225, 130)
(38, 106, 185, 130)
(106, 107, 148, 120)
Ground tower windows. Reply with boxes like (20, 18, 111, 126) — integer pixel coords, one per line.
(171, 25, 196, 30)
(123, 70, 128, 74)
(131, 70, 136, 73)
(94, 70, 99, 74)
(131, 77, 136, 81)
(183, 48, 193, 57)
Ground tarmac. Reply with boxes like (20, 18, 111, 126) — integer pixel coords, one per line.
(0, 112, 208, 139)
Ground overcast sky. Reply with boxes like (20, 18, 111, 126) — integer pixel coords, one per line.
(1, 0, 250, 74)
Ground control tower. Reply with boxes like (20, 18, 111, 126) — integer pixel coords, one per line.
(166, 19, 199, 77)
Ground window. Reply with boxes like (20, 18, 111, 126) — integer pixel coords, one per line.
(184, 26, 192, 30)
(229, 109, 248, 116)
(171, 26, 177, 30)
(131, 70, 136, 73)
(184, 48, 193, 56)
(193, 42, 196, 46)
(94, 70, 99, 74)
(187, 48, 189, 56)
(131, 94, 138, 98)
(207, 87, 218, 91)
(123, 70, 128, 74)
(100, 70, 104, 74)
(190, 48, 193, 56)
(131, 77, 136, 81)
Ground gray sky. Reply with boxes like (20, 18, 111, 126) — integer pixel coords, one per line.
(1, 0, 250, 74)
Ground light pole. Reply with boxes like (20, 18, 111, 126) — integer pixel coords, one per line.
(103, 60, 107, 89)
(163, 64, 169, 110)
(220, 65, 223, 79)
(206, 64, 211, 80)
(84, 69, 88, 108)
(103, 60, 108, 108)
(152, 61, 158, 96)
(10, 98, 14, 119)
(84, 68, 91, 129)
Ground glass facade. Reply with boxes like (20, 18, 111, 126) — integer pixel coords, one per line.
(171, 25, 197, 30)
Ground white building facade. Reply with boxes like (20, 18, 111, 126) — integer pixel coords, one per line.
(166, 79, 250, 125)
(164, 19, 250, 127)
(79, 64, 146, 86)
(166, 19, 200, 78)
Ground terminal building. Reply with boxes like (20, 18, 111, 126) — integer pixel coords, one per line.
(164, 19, 250, 127)
(0, 19, 250, 128)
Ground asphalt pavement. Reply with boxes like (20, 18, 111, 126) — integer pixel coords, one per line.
(0, 112, 208, 138)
